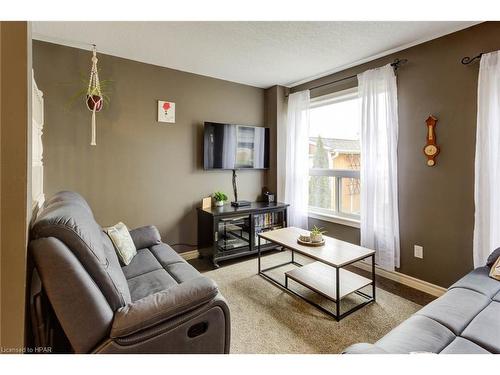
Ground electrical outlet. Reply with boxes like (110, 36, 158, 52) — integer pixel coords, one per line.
(414, 245, 424, 259)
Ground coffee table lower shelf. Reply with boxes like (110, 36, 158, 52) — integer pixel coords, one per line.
(260, 261, 375, 321)
(285, 262, 373, 301)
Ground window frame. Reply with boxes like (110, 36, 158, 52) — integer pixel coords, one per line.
(308, 87, 361, 227)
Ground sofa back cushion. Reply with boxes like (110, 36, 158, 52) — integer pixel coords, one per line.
(32, 191, 131, 310)
(42, 190, 93, 213)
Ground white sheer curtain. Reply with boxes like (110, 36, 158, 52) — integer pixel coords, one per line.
(281, 90, 310, 229)
(473, 51, 500, 267)
(358, 64, 400, 271)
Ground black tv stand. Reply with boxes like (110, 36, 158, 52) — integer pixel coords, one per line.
(197, 202, 289, 268)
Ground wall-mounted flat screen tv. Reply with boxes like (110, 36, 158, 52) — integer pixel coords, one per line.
(203, 122, 270, 170)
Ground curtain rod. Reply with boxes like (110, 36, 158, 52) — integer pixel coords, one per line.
(461, 53, 484, 65)
(286, 58, 408, 97)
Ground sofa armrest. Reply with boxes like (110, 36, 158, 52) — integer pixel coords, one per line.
(111, 276, 219, 338)
(342, 343, 388, 354)
(129, 225, 161, 249)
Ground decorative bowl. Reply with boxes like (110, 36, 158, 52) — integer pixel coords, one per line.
(299, 234, 311, 242)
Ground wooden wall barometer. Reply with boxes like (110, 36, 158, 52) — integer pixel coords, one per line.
(423, 115, 439, 166)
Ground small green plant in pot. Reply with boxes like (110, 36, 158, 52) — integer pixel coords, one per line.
(310, 226, 327, 243)
(66, 70, 113, 111)
(213, 191, 228, 207)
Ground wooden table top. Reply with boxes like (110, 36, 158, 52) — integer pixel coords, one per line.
(258, 226, 375, 267)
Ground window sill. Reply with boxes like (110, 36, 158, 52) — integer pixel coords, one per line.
(308, 211, 360, 229)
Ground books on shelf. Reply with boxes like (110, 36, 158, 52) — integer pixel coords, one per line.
(254, 212, 282, 228)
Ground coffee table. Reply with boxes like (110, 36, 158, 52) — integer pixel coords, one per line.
(258, 227, 376, 321)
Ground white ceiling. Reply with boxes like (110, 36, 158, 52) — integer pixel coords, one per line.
(32, 21, 478, 88)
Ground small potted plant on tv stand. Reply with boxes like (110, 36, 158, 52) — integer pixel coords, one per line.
(213, 191, 228, 207)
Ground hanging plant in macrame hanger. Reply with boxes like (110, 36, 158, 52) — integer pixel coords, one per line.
(86, 45, 103, 146)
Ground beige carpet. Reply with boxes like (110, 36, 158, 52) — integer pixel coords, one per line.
(192, 251, 422, 354)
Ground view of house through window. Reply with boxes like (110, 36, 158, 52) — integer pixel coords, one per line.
(308, 88, 360, 220)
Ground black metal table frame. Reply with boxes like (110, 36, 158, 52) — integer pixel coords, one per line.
(257, 235, 376, 321)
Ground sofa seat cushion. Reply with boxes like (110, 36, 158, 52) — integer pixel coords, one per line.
(165, 262, 200, 283)
(440, 337, 491, 354)
(493, 290, 500, 303)
(122, 249, 163, 279)
(449, 267, 500, 298)
(149, 243, 185, 265)
(127, 269, 178, 301)
(123, 243, 201, 302)
(111, 276, 219, 338)
(416, 288, 490, 335)
(375, 315, 455, 353)
(461, 301, 500, 353)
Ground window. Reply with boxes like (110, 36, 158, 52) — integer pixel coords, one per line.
(308, 87, 360, 225)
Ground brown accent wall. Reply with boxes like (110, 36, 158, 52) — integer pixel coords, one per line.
(0, 21, 31, 351)
(293, 22, 500, 287)
(264, 85, 286, 195)
(32, 41, 266, 252)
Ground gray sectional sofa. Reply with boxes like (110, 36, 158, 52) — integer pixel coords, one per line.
(29, 191, 230, 353)
(344, 265, 500, 354)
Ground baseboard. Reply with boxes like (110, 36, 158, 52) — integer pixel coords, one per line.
(353, 261, 446, 297)
(180, 249, 200, 261)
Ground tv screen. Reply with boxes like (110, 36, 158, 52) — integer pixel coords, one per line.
(204, 122, 270, 170)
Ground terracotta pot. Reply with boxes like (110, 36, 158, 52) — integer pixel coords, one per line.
(86, 95, 103, 112)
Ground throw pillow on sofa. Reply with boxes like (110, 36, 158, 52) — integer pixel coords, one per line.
(487, 247, 500, 267)
(104, 222, 137, 265)
(490, 255, 500, 281)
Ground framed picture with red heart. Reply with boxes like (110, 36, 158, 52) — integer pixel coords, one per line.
(158, 100, 176, 123)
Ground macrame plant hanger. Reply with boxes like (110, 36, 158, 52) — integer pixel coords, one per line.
(86, 45, 103, 146)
